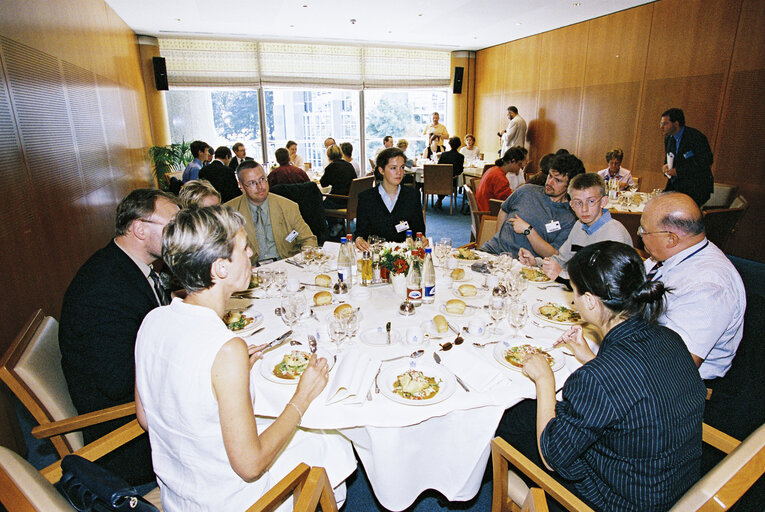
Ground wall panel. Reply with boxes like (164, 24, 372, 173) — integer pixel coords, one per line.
(535, 87, 582, 157)
(538, 23, 588, 90)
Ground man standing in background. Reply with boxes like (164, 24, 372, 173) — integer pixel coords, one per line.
(660, 108, 714, 206)
(500, 106, 527, 156)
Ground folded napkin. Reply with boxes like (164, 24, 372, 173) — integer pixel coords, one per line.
(325, 351, 378, 405)
(322, 241, 341, 259)
(438, 349, 506, 392)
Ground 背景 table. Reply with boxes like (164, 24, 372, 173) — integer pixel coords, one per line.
(240, 249, 594, 511)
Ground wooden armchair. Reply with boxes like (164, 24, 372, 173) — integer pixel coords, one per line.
(464, 184, 489, 243)
(323, 176, 374, 234)
(702, 195, 748, 252)
(0, 310, 136, 458)
(423, 164, 454, 216)
(248, 464, 338, 512)
(491, 422, 765, 512)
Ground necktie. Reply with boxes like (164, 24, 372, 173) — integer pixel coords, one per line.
(646, 261, 663, 281)
(255, 205, 264, 229)
(670, 136, 678, 156)
(149, 269, 169, 306)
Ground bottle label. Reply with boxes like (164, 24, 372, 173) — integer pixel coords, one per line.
(407, 288, 422, 300)
(424, 285, 435, 298)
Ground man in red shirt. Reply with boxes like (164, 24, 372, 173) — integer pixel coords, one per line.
(267, 147, 311, 188)
(476, 146, 528, 211)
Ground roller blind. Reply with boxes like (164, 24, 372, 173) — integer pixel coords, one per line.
(157, 38, 450, 89)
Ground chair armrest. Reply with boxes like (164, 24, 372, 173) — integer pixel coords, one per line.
(474, 210, 490, 216)
(491, 437, 594, 512)
(246, 463, 311, 512)
(458, 242, 477, 249)
(31, 402, 136, 439)
(702, 423, 741, 454)
(294, 467, 337, 512)
(523, 488, 550, 512)
(40, 419, 145, 483)
(323, 193, 349, 201)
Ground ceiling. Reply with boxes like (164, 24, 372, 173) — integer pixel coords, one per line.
(105, 0, 654, 51)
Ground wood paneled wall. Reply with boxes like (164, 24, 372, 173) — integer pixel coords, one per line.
(473, 0, 765, 261)
(0, 0, 153, 450)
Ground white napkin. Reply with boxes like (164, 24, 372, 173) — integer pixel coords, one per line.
(325, 351, 378, 405)
(438, 349, 506, 392)
(322, 241, 341, 259)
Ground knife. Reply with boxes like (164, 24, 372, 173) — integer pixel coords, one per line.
(446, 321, 460, 335)
(285, 259, 304, 268)
(386, 322, 391, 345)
(433, 352, 470, 392)
(263, 330, 292, 351)
(244, 326, 266, 338)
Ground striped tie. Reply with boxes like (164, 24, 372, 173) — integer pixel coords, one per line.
(646, 261, 663, 281)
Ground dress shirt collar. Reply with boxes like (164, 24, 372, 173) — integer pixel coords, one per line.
(113, 237, 152, 279)
(378, 184, 401, 213)
(654, 237, 709, 277)
(582, 209, 611, 235)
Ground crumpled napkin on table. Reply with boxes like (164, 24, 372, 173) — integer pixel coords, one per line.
(325, 351, 378, 405)
(438, 349, 507, 392)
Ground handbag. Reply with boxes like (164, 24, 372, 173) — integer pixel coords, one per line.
(55, 455, 158, 512)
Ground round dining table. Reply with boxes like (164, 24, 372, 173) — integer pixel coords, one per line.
(235, 246, 595, 511)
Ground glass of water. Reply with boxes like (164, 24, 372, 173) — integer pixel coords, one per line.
(508, 301, 528, 341)
(488, 296, 506, 334)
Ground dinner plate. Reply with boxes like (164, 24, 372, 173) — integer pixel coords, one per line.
(379, 361, 456, 406)
(420, 320, 450, 339)
(450, 284, 485, 300)
(438, 303, 476, 318)
(533, 303, 584, 325)
(224, 311, 264, 336)
(360, 327, 402, 346)
(493, 342, 565, 372)
(260, 346, 335, 384)
(520, 266, 552, 284)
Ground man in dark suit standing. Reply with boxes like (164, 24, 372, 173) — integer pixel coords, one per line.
(661, 108, 714, 206)
(228, 141, 252, 170)
(199, 146, 242, 203)
(436, 136, 465, 210)
(59, 188, 179, 484)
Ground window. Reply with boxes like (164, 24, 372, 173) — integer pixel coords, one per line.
(364, 89, 448, 165)
(165, 88, 263, 162)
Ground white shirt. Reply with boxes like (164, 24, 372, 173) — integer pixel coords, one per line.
(507, 170, 525, 191)
(291, 154, 305, 169)
(378, 184, 401, 213)
(348, 158, 362, 177)
(646, 239, 746, 380)
(501, 115, 527, 155)
(459, 146, 480, 162)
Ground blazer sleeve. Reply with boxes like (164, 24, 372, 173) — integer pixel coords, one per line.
(355, 189, 374, 240)
(285, 199, 317, 249)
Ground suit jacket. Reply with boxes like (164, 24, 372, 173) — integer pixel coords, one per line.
(355, 185, 426, 242)
(228, 155, 254, 171)
(664, 126, 714, 206)
(438, 149, 465, 177)
(199, 160, 242, 203)
(59, 240, 157, 482)
(224, 193, 317, 263)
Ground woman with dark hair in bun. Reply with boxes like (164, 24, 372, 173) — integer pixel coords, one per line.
(498, 241, 706, 512)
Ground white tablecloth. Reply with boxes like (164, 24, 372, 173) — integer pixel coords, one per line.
(244, 254, 592, 510)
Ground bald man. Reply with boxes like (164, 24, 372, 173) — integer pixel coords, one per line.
(639, 192, 745, 383)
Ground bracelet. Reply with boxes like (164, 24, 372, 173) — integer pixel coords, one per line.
(286, 402, 303, 424)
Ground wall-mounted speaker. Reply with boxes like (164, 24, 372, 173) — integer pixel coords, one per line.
(152, 56, 168, 91)
(452, 66, 464, 94)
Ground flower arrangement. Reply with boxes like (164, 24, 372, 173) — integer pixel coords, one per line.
(378, 245, 410, 279)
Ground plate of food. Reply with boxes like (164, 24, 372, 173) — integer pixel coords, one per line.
(534, 302, 584, 325)
(223, 310, 264, 336)
(360, 326, 402, 346)
(448, 268, 471, 282)
(451, 283, 484, 299)
(439, 299, 476, 318)
(379, 362, 456, 405)
(260, 347, 335, 384)
(493, 342, 565, 372)
(452, 247, 482, 264)
(521, 266, 551, 283)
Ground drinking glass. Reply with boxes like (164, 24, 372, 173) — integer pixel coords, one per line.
(508, 301, 528, 340)
(329, 318, 346, 351)
(257, 269, 274, 296)
(488, 296, 506, 334)
(339, 308, 360, 346)
(514, 272, 529, 297)
(281, 293, 307, 329)
(271, 269, 287, 297)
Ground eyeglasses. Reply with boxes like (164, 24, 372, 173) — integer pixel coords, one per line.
(637, 226, 672, 238)
(139, 218, 163, 226)
(570, 197, 602, 209)
(439, 333, 464, 351)
(242, 176, 268, 189)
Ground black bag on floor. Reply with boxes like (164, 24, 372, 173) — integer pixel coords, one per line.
(55, 454, 158, 512)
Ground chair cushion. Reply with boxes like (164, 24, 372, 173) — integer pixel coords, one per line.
(507, 469, 531, 506)
(15, 317, 83, 451)
(0, 446, 73, 510)
(703, 183, 737, 209)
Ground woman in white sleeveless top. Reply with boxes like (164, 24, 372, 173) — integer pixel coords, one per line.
(135, 206, 354, 511)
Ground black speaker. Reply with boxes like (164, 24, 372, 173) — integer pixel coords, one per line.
(452, 66, 464, 94)
(152, 57, 169, 91)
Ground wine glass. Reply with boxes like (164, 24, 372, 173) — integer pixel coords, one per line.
(329, 318, 346, 351)
(508, 301, 528, 341)
(271, 269, 287, 297)
(281, 293, 307, 329)
(514, 272, 529, 297)
(488, 296, 506, 334)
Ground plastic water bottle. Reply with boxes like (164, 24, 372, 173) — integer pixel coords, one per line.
(337, 237, 353, 289)
(422, 248, 435, 304)
(346, 233, 358, 282)
(406, 252, 423, 306)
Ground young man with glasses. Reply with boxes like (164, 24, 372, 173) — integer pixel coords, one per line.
(225, 160, 316, 264)
(518, 173, 632, 280)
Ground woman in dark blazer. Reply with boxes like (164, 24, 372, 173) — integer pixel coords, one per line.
(355, 147, 425, 250)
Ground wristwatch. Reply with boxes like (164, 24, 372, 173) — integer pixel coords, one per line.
(523, 226, 533, 236)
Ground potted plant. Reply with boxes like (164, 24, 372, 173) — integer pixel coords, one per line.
(148, 141, 192, 190)
(379, 245, 411, 298)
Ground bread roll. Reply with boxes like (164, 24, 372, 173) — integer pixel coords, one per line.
(313, 290, 332, 306)
(450, 268, 465, 280)
(458, 284, 478, 297)
(432, 314, 449, 334)
(315, 274, 332, 287)
(445, 299, 466, 315)
(334, 303, 353, 319)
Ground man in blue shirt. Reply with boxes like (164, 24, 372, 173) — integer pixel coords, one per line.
(661, 108, 714, 206)
(181, 140, 209, 183)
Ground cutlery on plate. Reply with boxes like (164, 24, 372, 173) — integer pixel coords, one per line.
(263, 330, 292, 351)
(300, 282, 325, 288)
(531, 320, 565, 330)
(374, 365, 382, 393)
(433, 352, 470, 392)
(379, 350, 424, 363)
(244, 326, 266, 338)
(446, 321, 460, 334)
(472, 340, 500, 348)
(385, 321, 391, 345)
(285, 259, 304, 268)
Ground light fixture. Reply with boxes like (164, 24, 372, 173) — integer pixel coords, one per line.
(515, 22, 522, 26)
(572, 2, 581, 5)
(350, 18, 357, 24)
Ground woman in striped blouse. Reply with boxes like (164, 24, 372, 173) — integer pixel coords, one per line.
(512, 241, 706, 511)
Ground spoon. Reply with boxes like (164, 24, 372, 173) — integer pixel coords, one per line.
(473, 340, 501, 348)
(308, 335, 317, 354)
(379, 350, 424, 363)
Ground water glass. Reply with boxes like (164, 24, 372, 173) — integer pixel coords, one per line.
(271, 269, 287, 297)
(329, 318, 346, 351)
(281, 293, 307, 329)
(488, 296, 506, 334)
(508, 301, 528, 340)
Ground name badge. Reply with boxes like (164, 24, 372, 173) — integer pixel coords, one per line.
(285, 230, 299, 243)
(395, 221, 410, 233)
(545, 220, 561, 233)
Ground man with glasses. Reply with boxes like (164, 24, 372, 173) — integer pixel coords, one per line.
(517, 173, 632, 280)
(59, 188, 180, 484)
(640, 192, 745, 382)
(225, 160, 316, 264)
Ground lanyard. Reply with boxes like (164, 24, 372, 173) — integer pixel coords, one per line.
(658, 240, 709, 279)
